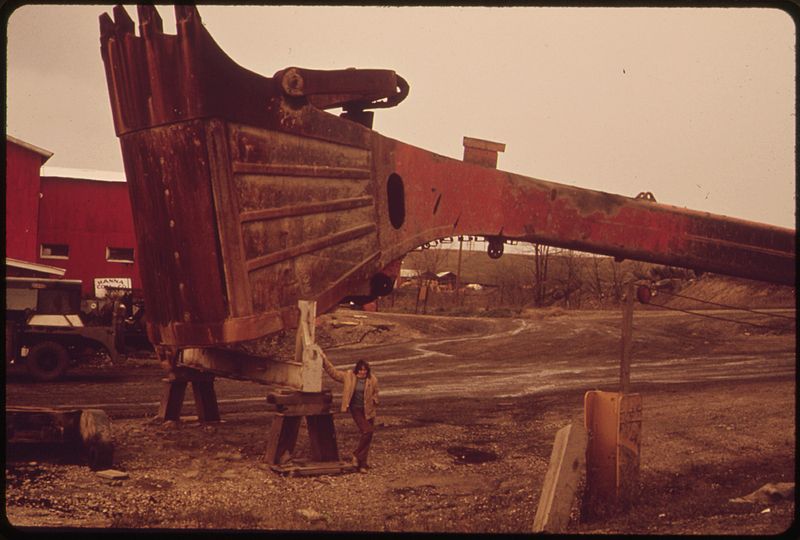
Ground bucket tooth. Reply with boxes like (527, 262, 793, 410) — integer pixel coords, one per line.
(175, 5, 202, 26)
(99, 12, 115, 41)
(112, 5, 135, 35)
(137, 4, 163, 36)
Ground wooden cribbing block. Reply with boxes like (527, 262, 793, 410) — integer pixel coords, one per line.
(270, 459, 357, 477)
(158, 378, 188, 421)
(532, 423, 588, 533)
(267, 391, 332, 406)
(306, 414, 339, 462)
(79, 409, 114, 470)
(191, 378, 220, 422)
(158, 367, 221, 422)
(264, 415, 302, 465)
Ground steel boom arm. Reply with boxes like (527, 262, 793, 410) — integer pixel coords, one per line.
(99, 5, 795, 351)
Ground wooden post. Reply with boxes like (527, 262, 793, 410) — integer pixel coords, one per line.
(306, 414, 340, 462)
(158, 377, 188, 421)
(158, 365, 220, 422)
(456, 237, 464, 306)
(620, 282, 635, 392)
(264, 415, 303, 465)
(191, 375, 221, 422)
(533, 423, 588, 533)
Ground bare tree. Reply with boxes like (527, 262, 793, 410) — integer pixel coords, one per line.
(587, 254, 607, 304)
(549, 250, 583, 308)
(483, 253, 521, 308)
(608, 258, 625, 304)
(414, 245, 451, 275)
(531, 243, 552, 307)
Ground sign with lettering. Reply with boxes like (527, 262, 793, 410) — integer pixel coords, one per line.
(94, 277, 132, 298)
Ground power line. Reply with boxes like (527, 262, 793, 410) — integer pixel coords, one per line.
(650, 303, 792, 330)
(654, 289, 796, 321)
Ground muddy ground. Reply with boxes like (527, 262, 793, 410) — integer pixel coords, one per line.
(4, 299, 796, 534)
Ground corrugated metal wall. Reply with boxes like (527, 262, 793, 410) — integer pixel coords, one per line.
(37, 177, 141, 297)
(6, 141, 43, 261)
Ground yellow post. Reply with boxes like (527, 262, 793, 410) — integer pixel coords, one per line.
(583, 282, 642, 518)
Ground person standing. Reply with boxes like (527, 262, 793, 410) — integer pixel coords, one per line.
(316, 346, 379, 472)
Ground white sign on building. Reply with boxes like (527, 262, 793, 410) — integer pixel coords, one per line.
(94, 277, 132, 298)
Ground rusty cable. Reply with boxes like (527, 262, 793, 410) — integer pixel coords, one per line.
(645, 303, 792, 330)
(653, 289, 796, 321)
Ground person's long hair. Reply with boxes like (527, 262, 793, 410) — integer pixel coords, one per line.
(353, 360, 371, 377)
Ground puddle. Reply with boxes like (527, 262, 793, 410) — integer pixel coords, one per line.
(446, 446, 499, 464)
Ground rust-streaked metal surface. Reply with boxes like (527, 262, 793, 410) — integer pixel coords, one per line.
(583, 391, 642, 510)
(99, 5, 796, 351)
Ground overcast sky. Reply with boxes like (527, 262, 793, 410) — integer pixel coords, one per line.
(6, 5, 796, 229)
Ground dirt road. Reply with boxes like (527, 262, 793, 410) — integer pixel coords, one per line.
(5, 307, 796, 534)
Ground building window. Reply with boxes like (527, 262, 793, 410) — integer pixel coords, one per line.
(40, 243, 69, 259)
(106, 247, 134, 263)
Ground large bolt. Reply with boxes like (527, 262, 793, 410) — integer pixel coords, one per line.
(281, 68, 305, 96)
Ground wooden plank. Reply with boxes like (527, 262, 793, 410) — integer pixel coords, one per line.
(275, 403, 332, 416)
(270, 460, 357, 477)
(158, 379, 188, 421)
(267, 391, 332, 406)
(191, 379, 221, 422)
(532, 423, 588, 533)
(306, 414, 340, 462)
(264, 415, 302, 465)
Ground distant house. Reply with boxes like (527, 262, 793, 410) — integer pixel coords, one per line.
(418, 271, 440, 286)
(397, 268, 420, 287)
(436, 271, 457, 290)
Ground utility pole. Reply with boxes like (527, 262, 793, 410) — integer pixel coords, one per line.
(456, 236, 464, 306)
(620, 281, 635, 392)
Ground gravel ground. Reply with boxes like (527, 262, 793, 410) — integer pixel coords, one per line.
(5, 306, 795, 534)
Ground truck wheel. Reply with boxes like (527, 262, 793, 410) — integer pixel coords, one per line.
(27, 341, 70, 382)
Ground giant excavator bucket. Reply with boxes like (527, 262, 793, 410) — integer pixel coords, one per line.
(99, 6, 795, 389)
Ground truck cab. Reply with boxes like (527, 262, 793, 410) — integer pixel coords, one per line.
(5, 277, 126, 381)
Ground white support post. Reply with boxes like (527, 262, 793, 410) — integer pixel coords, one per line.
(296, 300, 322, 393)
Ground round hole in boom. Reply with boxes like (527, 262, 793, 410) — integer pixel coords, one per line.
(387, 173, 405, 229)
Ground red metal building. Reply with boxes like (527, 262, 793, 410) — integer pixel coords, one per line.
(6, 135, 142, 298)
(6, 135, 51, 262)
(38, 169, 142, 297)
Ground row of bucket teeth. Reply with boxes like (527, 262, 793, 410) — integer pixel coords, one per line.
(99, 4, 200, 41)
